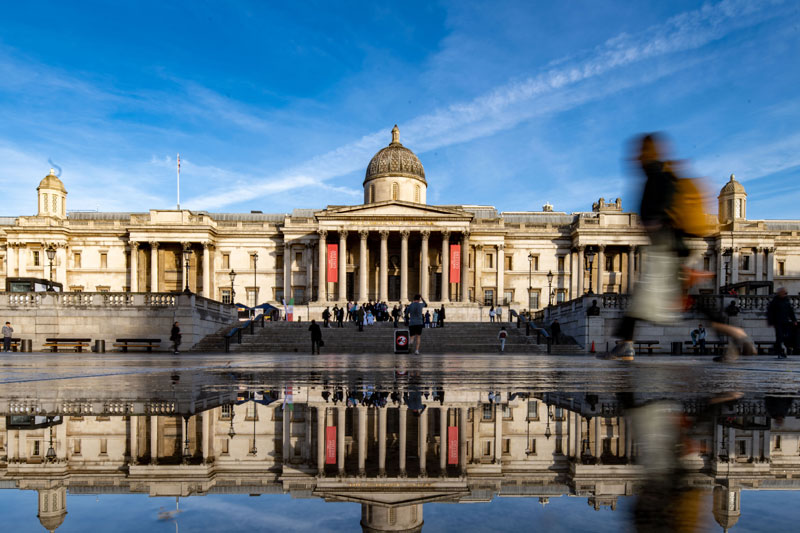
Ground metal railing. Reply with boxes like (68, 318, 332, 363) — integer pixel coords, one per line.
(224, 313, 266, 352)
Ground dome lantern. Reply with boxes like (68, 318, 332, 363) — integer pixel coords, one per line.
(37, 168, 68, 219)
(364, 125, 427, 204)
(717, 173, 746, 223)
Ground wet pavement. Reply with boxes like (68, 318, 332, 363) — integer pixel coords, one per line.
(1, 352, 799, 532)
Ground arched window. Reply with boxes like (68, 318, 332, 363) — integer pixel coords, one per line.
(414, 185, 420, 203)
(391, 182, 398, 201)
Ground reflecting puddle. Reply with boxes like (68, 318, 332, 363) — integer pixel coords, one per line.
(1, 377, 799, 531)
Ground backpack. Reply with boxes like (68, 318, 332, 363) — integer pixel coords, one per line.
(666, 175, 713, 237)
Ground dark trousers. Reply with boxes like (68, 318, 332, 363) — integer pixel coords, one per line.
(312, 339, 321, 354)
(393, 317, 399, 328)
(775, 324, 791, 356)
(358, 320, 364, 332)
(3, 337, 10, 351)
(337, 319, 343, 327)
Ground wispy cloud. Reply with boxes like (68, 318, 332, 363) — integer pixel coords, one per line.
(185, 0, 785, 210)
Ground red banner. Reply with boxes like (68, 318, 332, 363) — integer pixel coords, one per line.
(327, 244, 338, 283)
(325, 426, 337, 464)
(449, 244, 461, 283)
(448, 426, 459, 465)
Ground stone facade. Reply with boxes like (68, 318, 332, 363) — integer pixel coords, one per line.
(1, 128, 799, 320)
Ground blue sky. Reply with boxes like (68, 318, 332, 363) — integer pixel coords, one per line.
(1, 0, 799, 218)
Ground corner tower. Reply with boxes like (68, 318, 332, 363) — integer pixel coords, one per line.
(718, 174, 746, 223)
(364, 125, 427, 204)
(37, 169, 67, 219)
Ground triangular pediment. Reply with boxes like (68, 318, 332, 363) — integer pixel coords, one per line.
(319, 200, 472, 220)
(316, 489, 468, 506)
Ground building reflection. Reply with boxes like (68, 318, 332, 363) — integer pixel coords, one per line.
(1, 387, 798, 531)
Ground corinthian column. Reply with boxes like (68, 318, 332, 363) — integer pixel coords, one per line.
(283, 243, 291, 301)
(202, 242, 211, 298)
(496, 244, 505, 306)
(317, 230, 328, 302)
(461, 232, 470, 302)
(441, 231, 450, 302)
(379, 230, 389, 302)
(338, 230, 348, 301)
(130, 241, 139, 292)
(150, 242, 159, 292)
(359, 230, 369, 301)
(400, 230, 409, 302)
(420, 230, 430, 300)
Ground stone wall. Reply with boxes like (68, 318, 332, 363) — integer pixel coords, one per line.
(541, 294, 800, 353)
(0, 292, 236, 351)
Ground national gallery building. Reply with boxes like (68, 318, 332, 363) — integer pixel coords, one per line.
(1, 126, 798, 317)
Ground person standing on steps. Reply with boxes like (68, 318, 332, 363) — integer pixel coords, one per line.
(408, 294, 427, 355)
(322, 307, 331, 328)
(309, 319, 323, 354)
(438, 305, 445, 328)
(392, 305, 400, 328)
(489, 305, 496, 323)
(496, 306, 502, 323)
(357, 305, 365, 332)
(170, 321, 181, 354)
(550, 319, 561, 345)
(337, 306, 344, 328)
(498, 327, 508, 352)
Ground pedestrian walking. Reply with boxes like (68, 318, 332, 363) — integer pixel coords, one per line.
(489, 305, 496, 323)
(309, 319, 323, 354)
(768, 287, 797, 358)
(498, 327, 508, 352)
(322, 307, 331, 328)
(392, 305, 400, 328)
(432, 309, 439, 328)
(550, 319, 561, 345)
(2, 322, 13, 352)
(408, 294, 427, 355)
(496, 306, 502, 323)
(170, 321, 182, 354)
(438, 305, 445, 328)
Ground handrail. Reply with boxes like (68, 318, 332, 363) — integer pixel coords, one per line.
(223, 313, 266, 352)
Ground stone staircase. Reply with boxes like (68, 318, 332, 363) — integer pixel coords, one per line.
(193, 321, 551, 354)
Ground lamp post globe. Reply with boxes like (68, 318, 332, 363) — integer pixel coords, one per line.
(585, 248, 596, 295)
(229, 269, 236, 303)
(46, 245, 56, 290)
(546, 270, 554, 307)
(182, 248, 192, 293)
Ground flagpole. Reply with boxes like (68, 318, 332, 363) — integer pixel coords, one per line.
(177, 153, 181, 210)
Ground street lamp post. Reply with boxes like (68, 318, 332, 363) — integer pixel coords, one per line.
(528, 252, 534, 310)
(46, 245, 56, 291)
(585, 248, 596, 295)
(182, 415, 191, 463)
(228, 407, 236, 440)
(250, 401, 258, 456)
(229, 269, 236, 304)
(252, 253, 259, 318)
(182, 248, 192, 293)
(46, 424, 56, 462)
(546, 270, 554, 307)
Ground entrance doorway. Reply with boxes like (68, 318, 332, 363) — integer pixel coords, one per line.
(388, 275, 400, 301)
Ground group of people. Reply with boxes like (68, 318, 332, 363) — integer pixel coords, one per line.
(318, 300, 446, 332)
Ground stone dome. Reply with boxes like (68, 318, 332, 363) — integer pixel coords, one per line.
(720, 174, 745, 195)
(364, 126, 426, 186)
(38, 169, 66, 193)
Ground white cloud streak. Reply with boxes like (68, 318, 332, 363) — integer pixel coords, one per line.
(185, 0, 785, 210)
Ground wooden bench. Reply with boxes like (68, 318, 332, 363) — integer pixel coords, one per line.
(755, 341, 775, 355)
(113, 339, 161, 352)
(2, 338, 21, 352)
(634, 340, 660, 354)
(44, 338, 91, 353)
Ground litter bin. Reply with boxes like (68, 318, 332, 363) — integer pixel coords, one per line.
(394, 329, 410, 354)
(671, 341, 682, 355)
(94, 339, 106, 353)
(21, 339, 33, 352)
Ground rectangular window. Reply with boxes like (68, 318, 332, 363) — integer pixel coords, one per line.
(778, 261, 785, 276)
(275, 288, 284, 302)
(554, 406, 564, 420)
(221, 404, 233, 419)
(73, 252, 82, 269)
(295, 252, 303, 264)
(221, 289, 232, 304)
(774, 435, 781, 451)
(737, 440, 747, 456)
(527, 401, 539, 420)
(528, 289, 540, 310)
(276, 254, 284, 270)
(485, 253, 493, 269)
(556, 290, 566, 303)
(505, 254, 513, 271)
(293, 288, 305, 303)
(222, 253, 230, 270)
(555, 438, 563, 454)
(482, 404, 493, 420)
(33, 251, 40, 266)
(502, 404, 512, 419)
(33, 440, 41, 456)
(247, 289, 257, 307)
(741, 255, 751, 271)
(503, 290, 513, 305)
(100, 438, 108, 455)
(483, 441, 492, 456)
(557, 256, 565, 271)
(483, 289, 494, 306)
(503, 438, 510, 454)
(246, 403, 258, 421)
(73, 439, 81, 455)
(100, 252, 108, 269)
